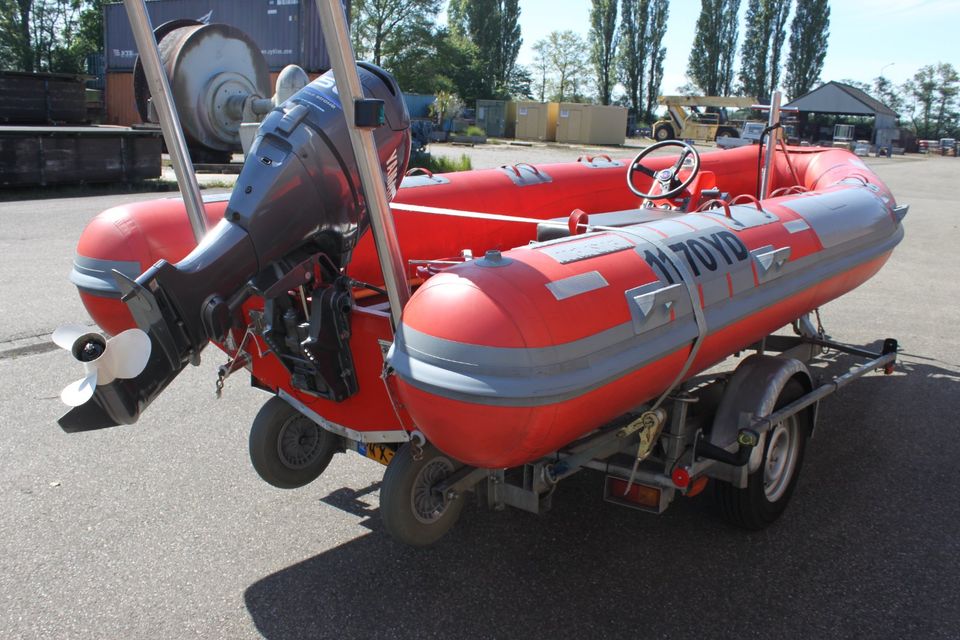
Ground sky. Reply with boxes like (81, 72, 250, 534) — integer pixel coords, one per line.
(502, 0, 960, 97)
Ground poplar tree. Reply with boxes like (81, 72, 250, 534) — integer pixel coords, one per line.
(618, 0, 649, 117)
(687, 0, 738, 96)
(589, 0, 619, 105)
(644, 0, 668, 119)
(784, 0, 829, 100)
(739, 0, 791, 101)
(462, 0, 522, 99)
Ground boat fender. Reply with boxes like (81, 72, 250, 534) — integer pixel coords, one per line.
(709, 354, 814, 478)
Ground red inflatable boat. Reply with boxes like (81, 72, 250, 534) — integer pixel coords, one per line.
(63, 138, 904, 544)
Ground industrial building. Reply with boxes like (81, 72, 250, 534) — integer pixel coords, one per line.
(785, 81, 899, 148)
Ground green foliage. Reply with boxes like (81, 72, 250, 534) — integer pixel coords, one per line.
(784, 0, 830, 101)
(644, 0, 669, 119)
(589, 0, 619, 105)
(428, 90, 463, 127)
(617, 0, 649, 117)
(409, 152, 473, 174)
(0, 0, 103, 73)
(687, 0, 739, 96)
(351, 0, 441, 67)
(532, 30, 591, 103)
(739, 0, 791, 102)
(463, 125, 486, 137)
(902, 63, 959, 139)
(461, 0, 523, 99)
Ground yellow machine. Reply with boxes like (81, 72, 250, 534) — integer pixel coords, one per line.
(653, 95, 758, 142)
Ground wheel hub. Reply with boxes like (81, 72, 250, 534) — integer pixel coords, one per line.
(277, 416, 323, 469)
(410, 457, 455, 524)
(763, 417, 799, 502)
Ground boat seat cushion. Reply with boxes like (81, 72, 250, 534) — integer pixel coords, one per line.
(536, 208, 677, 242)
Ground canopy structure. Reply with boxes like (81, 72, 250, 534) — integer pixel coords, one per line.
(785, 81, 899, 147)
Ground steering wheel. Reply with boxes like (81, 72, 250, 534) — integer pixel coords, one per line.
(627, 140, 701, 201)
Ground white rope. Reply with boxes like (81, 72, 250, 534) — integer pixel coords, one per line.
(389, 202, 709, 401)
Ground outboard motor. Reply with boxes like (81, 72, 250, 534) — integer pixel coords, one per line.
(59, 63, 410, 432)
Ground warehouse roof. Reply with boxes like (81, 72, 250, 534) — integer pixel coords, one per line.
(785, 81, 898, 117)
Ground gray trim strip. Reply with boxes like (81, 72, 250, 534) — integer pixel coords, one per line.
(388, 224, 903, 407)
(278, 389, 410, 444)
(69, 255, 143, 297)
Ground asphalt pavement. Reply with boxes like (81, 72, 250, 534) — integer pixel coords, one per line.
(1, 149, 958, 639)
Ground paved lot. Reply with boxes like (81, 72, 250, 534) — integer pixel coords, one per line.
(1, 147, 958, 639)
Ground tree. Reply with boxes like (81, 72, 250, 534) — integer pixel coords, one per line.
(739, 0, 791, 101)
(617, 0, 649, 118)
(351, 0, 441, 68)
(534, 30, 591, 103)
(687, 0, 738, 96)
(589, 0, 618, 105)
(767, 0, 790, 97)
(462, 0, 523, 99)
(902, 63, 959, 139)
(784, 0, 830, 100)
(0, 0, 33, 71)
(644, 0, 668, 119)
(873, 75, 903, 115)
(532, 38, 550, 101)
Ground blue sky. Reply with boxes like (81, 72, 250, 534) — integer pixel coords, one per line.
(507, 0, 960, 95)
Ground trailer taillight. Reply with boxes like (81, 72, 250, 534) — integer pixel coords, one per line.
(604, 476, 662, 511)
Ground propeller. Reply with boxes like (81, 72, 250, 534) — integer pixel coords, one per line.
(53, 324, 152, 407)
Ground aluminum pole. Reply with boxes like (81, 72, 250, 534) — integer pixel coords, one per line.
(123, 0, 207, 244)
(759, 91, 782, 199)
(313, 0, 410, 328)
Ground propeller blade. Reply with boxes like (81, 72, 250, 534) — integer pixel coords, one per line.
(61, 371, 98, 407)
(52, 324, 92, 351)
(104, 328, 152, 380)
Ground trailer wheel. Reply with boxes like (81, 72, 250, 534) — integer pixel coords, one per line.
(380, 443, 465, 547)
(654, 124, 674, 141)
(249, 396, 337, 489)
(716, 126, 739, 140)
(714, 379, 809, 530)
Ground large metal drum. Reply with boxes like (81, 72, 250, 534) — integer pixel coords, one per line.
(134, 20, 271, 157)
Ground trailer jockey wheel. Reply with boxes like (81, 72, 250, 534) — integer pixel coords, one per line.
(714, 379, 810, 530)
(249, 396, 338, 489)
(627, 139, 700, 201)
(380, 442, 465, 547)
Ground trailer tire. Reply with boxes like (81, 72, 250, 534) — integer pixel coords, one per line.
(249, 396, 337, 489)
(654, 124, 675, 141)
(716, 126, 739, 140)
(380, 443, 465, 547)
(714, 378, 809, 530)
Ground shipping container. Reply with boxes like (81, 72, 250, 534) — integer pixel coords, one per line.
(476, 100, 516, 138)
(515, 101, 558, 142)
(556, 103, 627, 146)
(104, 0, 350, 73)
(404, 93, 436, 119)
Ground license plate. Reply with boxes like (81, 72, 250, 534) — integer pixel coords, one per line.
(357, 442, 395, 465)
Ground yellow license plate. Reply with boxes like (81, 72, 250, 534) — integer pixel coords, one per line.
(358, 443, 395, 465)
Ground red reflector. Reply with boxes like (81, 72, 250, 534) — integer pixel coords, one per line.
(671, 467, 690, 488)
(606, 477, 661, 509)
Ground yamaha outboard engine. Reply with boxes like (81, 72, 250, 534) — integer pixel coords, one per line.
(59, 63, 410, 432)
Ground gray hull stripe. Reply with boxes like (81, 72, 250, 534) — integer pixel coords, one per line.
(388, 224, 903, 407)
(69, 256, 143, 297)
